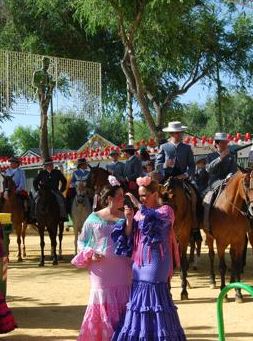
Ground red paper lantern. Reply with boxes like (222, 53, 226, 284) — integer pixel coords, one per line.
(236, 132, 241, 140)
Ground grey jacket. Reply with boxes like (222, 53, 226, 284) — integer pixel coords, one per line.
(155, 142, 195, 179)
(206, 151, 237, 188)
(106, 161, 125, 182)
(124, 155, 143, 181)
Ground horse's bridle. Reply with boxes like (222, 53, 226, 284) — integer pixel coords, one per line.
(225, 174, 253, 220)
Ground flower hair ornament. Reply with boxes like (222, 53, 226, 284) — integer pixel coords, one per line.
(108, 175, 121, 187)
(136, 176, 152, 187)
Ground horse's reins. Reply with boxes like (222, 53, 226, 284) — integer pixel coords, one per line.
(224, 178, 253, 219)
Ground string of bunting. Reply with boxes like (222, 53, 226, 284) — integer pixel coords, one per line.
(0, 133, 251, 170)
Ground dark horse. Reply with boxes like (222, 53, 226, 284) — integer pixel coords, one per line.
(35, 182, 64, 266)
(206, 169, 253, 302)
(0, 174, 27, 261)
(161, 177, 198, 300)
(87, 165, 110, 210)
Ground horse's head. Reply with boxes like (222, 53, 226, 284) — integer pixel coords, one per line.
(1, 174, 16, 199)
(87, 166, 110, 193)
(239, 168, 253, 218)
(75, 181, 89, 205)
(161, 177, 185, 211)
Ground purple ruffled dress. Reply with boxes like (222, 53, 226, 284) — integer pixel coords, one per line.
(111, 205, 186, 341)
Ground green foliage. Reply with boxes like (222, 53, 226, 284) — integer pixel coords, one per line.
(0, 132, 14, 156)
(95, 111, 128, 145)
(50, 115, 90, 150)
(183, 91, 253, 136)
(10, 126, 40, 154)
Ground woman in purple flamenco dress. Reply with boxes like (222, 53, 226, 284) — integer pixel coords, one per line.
(112, 176, 186, 340)
(71, 177, 132, 341)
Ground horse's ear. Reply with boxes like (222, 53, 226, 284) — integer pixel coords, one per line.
(96, 163, 100, 168)
(0, 173, 6, 178)
(238, 165, 248, 173)
(87, 164, 93, 170)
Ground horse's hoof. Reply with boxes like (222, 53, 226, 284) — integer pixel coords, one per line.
(17, 257, 23, 263)
(38, 262, 44, 267)
(193, 265, 197, 271)
(235, 295, 243, 303)
(181, 293, 189, 300)
(223, 295, 229, 303)
(52, 260, 58, 265)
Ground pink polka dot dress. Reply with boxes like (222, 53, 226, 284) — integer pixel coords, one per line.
(71, 212, 132, 341)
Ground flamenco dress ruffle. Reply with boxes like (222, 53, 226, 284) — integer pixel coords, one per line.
(71, 213, 132, 341)
(0, 292, 17, 334)
(112, 205, 186, 341)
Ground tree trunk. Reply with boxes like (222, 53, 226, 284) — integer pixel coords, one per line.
(40, 107, 50, 161)
(127, 81, 135, 145)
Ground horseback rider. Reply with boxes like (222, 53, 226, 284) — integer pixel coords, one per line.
(203, 132, 238, 233)
(122, 145, 143, 192)
(194, 155, 209, 195)
(67, 158, 90, 215)
(105, 150, 125, 183)
(5, 156, 29, 218)
(33, 157, 68, 221)
(155, 121, 199, 236)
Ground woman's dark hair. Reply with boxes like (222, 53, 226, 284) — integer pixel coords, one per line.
(100, 184, 122, 207)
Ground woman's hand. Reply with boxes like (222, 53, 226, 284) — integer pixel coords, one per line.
(124, 205, 134, 221)
(125, 192, 141, 209)
(91, 252, 104, 262)
(124, 205, 134, 236)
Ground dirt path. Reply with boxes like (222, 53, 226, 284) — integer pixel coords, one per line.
(1, 228, 253, 341)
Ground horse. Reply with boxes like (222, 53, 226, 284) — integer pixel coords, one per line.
(161, 177, 196, 300)
(206, 169, 253, 302)
(0, 174, 27, 262)
(35, 182, 63, 266)
(87, 165, 110, 210)
(71, 180, 91, 254)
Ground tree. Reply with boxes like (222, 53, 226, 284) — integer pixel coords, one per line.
(182, 91, 253, 136)
(10, 126, 40, 154)
(0, 133, 14, 156)
(95, 111, 128, 145)
(50, 115, 90, 150)
(74, 0, 253, 141)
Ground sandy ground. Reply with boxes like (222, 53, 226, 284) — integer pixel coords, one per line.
(0, 227, 252, 341)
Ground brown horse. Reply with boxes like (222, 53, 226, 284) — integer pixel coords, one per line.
(206, 169, 253, 302)
(161, 177, 196, 300)
(87, 165, 110, 210)
(0, 174, 27, 261)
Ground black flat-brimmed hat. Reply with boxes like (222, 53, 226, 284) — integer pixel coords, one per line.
(43, 157, 54, 165)
(77, 158, 87, 165)
(121, 145, 137, 152)
(9, 156, 20, 164)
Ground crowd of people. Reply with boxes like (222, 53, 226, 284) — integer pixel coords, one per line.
(0, 120, 241, 338)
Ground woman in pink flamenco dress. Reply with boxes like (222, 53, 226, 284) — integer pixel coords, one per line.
(0, 228, 17, 334)
(71, 176, 132, 341)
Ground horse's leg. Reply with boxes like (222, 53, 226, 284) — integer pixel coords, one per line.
(38, 225, 45, 267)
(15, 223, 22, 262)
(189, 239, 195, 265)
(180, 246, 189, 300)
(217, 244, 227, 301)
(231, 242, 245, 303)
(58, 221, 64, 260)
(48, 227, 58, 265)
(206, 234, 216, 288)
(22, 221, 27, 258)
(241, 234, 248, 272)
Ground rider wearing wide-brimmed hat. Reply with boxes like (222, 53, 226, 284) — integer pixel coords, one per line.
(70, 158, 90, 188)
(203, 132, 238, 233)
(155, 121, 195, 180)
(105, 150, 125, 183)
(6, 156, 27, 194)
(33, 157, 68, 221)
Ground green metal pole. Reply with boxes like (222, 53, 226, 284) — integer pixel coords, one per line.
(217, 282, 253, 341)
